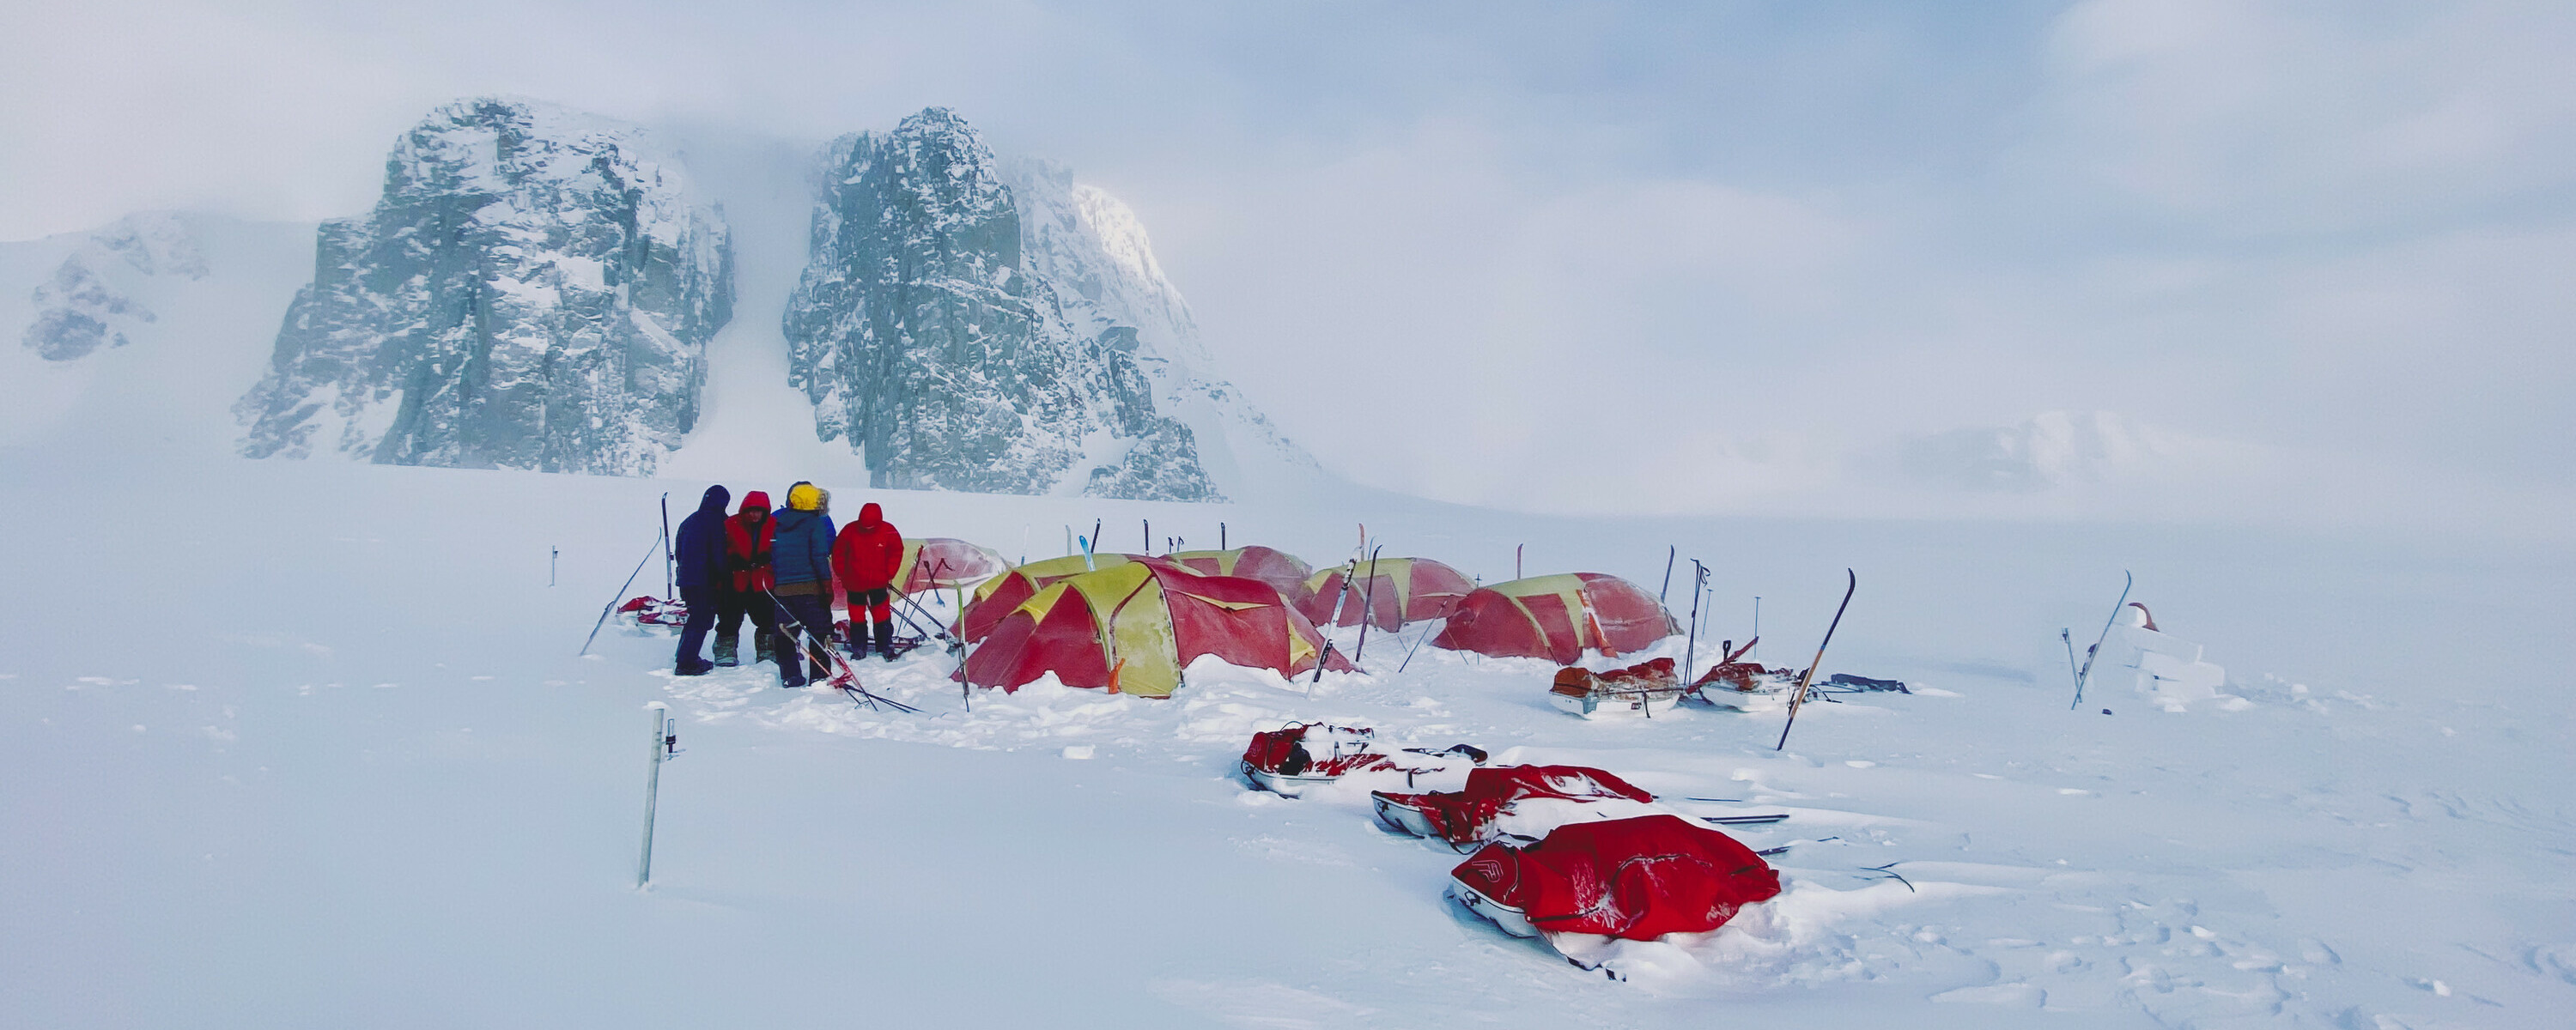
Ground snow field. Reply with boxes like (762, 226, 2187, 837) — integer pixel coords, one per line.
(4, 451, 2573, 1027)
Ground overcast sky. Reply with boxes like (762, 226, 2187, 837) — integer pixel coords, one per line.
(6, 1, 2571, 530)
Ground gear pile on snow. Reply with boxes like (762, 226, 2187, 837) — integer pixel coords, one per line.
(1236, 723, 1485, 797)
(618, 596, 690, 627)
(1371, 765, 1660, 849)
(1550, 657, 1686, 718)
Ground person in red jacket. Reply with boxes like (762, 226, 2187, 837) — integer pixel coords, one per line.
(831, 502, 905, 660)
(715, 491, 781, 667)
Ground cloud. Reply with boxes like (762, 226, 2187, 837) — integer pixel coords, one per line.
(3, 1, 2569, 536)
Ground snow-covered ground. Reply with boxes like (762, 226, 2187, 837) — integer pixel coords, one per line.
(5, 442, 2571, 1028)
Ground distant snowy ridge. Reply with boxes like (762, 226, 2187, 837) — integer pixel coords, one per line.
(234, 97, 735, 476)
(1005, 158, 1323, 494)
(18, 212, 206, 360)
(1898, 410, 2185, 493)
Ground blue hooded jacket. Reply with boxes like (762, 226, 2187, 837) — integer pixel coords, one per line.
(673, 485, 731, 590)
(770, 506, 835, 586)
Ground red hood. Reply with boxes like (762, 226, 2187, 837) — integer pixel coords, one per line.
(740, 491, 771, 513)
(859, 502, 884, 530)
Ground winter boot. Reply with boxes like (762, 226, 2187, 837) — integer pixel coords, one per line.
(874, 621, 897, 662)
(848, 622, 870, 660)
(755, 630, 775, 665)
(714, 633, 739, 668)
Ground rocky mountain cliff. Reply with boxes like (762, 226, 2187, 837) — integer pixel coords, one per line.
(781, 108, 1228, 500)
(19, 212, 207, 361)
(234, 98, 734, 476)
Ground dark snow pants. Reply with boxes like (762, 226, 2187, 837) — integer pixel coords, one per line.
(676, 583, 719, 669)
(715, 587, 778, 655)
(774, 591, 835, 687)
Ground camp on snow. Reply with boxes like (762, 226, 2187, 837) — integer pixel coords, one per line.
(1431, 573, 1679, 663)
(959, 560, 1352, 698)
(1297, 556, 1479, 630)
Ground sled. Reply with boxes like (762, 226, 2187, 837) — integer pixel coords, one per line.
(1682, 640, 1799, 710)
(1449, 815, 1782, 946)
(1238, 724, 1483, 797)
(1447, 881, 1540, 938)
(1370, 765, 1658, 850)
(1548, 657, 1685, 719)
(617, 596, 689, 627)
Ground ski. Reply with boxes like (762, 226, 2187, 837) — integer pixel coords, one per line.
(1700, 814, 1789, 826)
(1776, 569, 1856, 751)
(2070, 571, 2132, 710)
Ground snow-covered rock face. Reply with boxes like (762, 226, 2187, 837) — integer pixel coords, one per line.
(781, 108, 1224, 500)
(19, 213, 207, 360)
(234, 98, 734, 476)
(1004, 158, 1322, 495)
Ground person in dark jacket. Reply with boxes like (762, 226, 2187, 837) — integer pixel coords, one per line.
(671, 485, 731, 676)
(716, 491, 780, 667)
(832, 502, 905, 660)
(768, 482, 837, 688)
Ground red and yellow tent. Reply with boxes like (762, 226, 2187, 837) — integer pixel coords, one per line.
(1297, 557, 1479, 631)
(897, 537, 1008, 594)
(1431, 573, 1677, 663)
(1154, 546, 1313, 603)
(962, 561, 1350, 699)
(960, 553, 1146, 643)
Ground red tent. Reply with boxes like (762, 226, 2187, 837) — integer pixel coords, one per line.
(901, 537, 1008, 594)
(1155, 546, 1315, 604)
(1449, 814, 1781, 942)
(1431, 573, 1677, 663)
(959, 554, 1147, 643)
(1372, 765, 1654, 846)
(961, 560, 1350, 699)
(1297, 557, 1479, 631)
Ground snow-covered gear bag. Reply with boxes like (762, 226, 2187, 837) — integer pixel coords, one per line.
(1448, 814, 1780, 946)
(1373, 764, 1657, 849)
(617, 596, 690, 626)
(1549, 657, 1683, 718)
(1237, 723, 1482, 797)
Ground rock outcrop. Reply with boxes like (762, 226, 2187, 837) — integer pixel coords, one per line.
(234, 97, 733, 475)
(782, 108, 1221, 500)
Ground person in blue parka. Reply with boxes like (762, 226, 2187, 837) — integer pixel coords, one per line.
(671, 485, 731, 676)
(768, 482, 837, 688)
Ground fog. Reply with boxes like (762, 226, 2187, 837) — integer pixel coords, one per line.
(5, 0, 2569, 533)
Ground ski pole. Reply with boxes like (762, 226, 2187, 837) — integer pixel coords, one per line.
(659, 493, 673, 600)
(1683, 560, 1706, 682)
(1777, 569, 1856, 751)
(1352, 545, 1384, 663)
(2061, 628, 2080, 693)
(582, 534, 664, 656)
(1659, 545, 1674, 603)
(2072, 572, 2131, 709)
(1397, 617, 1441, 673)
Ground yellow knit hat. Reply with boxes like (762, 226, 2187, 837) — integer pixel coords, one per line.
(786, 482, 822, 512)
